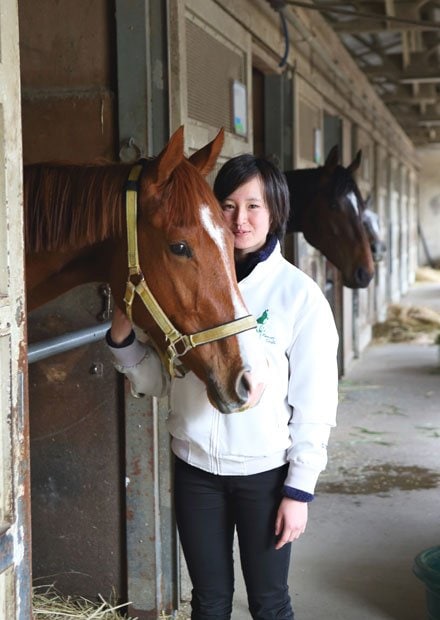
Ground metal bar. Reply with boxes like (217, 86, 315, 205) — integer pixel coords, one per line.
(27, 321, 111, 364)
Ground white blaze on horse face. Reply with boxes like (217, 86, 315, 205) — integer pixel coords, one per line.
(200, 205, 247, 317)
(363, 208, 381, 238)
(199, 205, 267, 393)
(347, 191, 360, 216)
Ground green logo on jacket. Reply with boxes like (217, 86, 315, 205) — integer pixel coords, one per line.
(256, 309, 275, 344)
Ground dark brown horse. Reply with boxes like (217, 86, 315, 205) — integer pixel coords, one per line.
(285, 146, 375, 288)
(24, 127, 266, 413)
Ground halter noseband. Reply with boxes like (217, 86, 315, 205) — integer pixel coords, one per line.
(123, 164, 257, 377)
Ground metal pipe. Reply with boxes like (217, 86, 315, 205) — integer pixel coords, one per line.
(28, 321, 112, 364)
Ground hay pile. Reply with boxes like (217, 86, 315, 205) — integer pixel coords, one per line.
(416, 266, 440, 283)
(32, 585, 136, 620)
(373, 304, 440, 343)
(32, 585, 190, 620)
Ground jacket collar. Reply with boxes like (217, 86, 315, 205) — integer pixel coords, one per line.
(235, 234, 279, 282)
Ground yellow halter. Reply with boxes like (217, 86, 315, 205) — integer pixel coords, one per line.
(123, 164, 257, 377)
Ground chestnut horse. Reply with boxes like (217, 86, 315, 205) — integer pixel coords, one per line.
(285, 146, 375, 288)
(24, 127, 266, 413)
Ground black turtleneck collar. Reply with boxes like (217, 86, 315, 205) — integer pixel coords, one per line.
(235, 234, 278, 282)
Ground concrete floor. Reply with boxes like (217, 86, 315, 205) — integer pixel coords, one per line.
(231, 281, 440, 620)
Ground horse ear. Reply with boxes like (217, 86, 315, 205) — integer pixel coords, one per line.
(150, 125, 185, 187)
(348, 150, 362, 174)
(188, 128, 225, 177)
(323, 145, 339, 172)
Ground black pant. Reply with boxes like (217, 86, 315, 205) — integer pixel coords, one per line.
(174, 458, 294, 620)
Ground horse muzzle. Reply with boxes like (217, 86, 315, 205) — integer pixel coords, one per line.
(207, 367, 266, 414)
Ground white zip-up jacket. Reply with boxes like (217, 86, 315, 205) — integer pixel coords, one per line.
(108, 242, 339, 496)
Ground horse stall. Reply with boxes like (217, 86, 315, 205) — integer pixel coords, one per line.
(373, 143, 390, 322)
(20, 1, 177, 618)
(399, 165, 410, 297)
(352, 127, 374, 355)
(407, 169, 419, 285)
(19, 0, 126, 601)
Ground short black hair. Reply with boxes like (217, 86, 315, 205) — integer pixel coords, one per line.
(213, 154, 290, 239)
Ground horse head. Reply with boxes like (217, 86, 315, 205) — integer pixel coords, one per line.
(286, 146, 375, 289)
(362, 195, 386, 263)
(111, 127, 267, 413)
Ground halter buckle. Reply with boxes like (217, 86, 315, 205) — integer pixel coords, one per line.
(166, 334, 193, 361)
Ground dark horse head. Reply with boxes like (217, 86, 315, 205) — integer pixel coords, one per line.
(285, 146, 374, 288)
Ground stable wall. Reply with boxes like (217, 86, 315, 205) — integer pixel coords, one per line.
(19, 0, 117, 163)
(417, 146, 440, 266)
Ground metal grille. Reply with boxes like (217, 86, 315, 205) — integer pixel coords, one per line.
(186, 18, 245, 132)
(299, 99, 320, 162)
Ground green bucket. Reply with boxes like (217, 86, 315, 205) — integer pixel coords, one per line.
(413, 546, 440, 620)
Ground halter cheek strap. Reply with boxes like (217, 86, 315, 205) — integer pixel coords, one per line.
(123, 164, 257, 378)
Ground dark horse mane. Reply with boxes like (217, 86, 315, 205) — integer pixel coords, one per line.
(288, 164, 358, 201)
(24, 158, 215, 254)
(285, 164, 361, 233)
(329, 165, 360, 201)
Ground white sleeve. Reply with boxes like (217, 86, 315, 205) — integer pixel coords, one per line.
(285, 292, 339, 494)
(107, 338, 170, 399)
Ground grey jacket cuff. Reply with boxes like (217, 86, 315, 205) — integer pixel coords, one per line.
(107, 334, 148, 368)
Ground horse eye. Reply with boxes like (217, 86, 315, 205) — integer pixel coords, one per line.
(169, 242, 192, 258)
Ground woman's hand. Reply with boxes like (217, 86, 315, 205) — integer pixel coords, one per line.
(274, 498, 308, 550)
(110, 304, 133, 344)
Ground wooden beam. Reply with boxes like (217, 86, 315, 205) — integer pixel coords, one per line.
(364, 64, 440, 82)
(383, 94, 437, 104)
(392, 113, 440, 126)
(284, 1, 440, 31)
(332, 19, 440, 33)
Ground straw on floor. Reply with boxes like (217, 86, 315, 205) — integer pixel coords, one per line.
(373, 303, 440, 343)
(32, 584, 137, 620)
(32, 584, 190, 620)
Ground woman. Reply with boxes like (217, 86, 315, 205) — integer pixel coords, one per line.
(107, 154, 339, 619)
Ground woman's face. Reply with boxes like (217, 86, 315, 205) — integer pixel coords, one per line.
(220, 175, 271, 259)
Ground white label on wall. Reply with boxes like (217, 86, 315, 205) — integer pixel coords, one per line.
(233, 80, 247, 136)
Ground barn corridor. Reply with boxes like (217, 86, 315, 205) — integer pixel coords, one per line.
(232, 279, 440, 620)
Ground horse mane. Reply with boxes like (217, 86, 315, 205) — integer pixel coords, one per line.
(285, 163, 362, 234)
(24, 157, 219, 253)
(24, 161, 133, 252)
(287, 164, 358, 199)
(330, 165, 359, 202)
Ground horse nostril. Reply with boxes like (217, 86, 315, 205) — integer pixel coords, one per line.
(355, 267, 372, 288)
(235, 369, 251, 404)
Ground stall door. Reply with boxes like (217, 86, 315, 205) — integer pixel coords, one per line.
(0, 1, 32, 618)
(324, 112, 344, 374)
